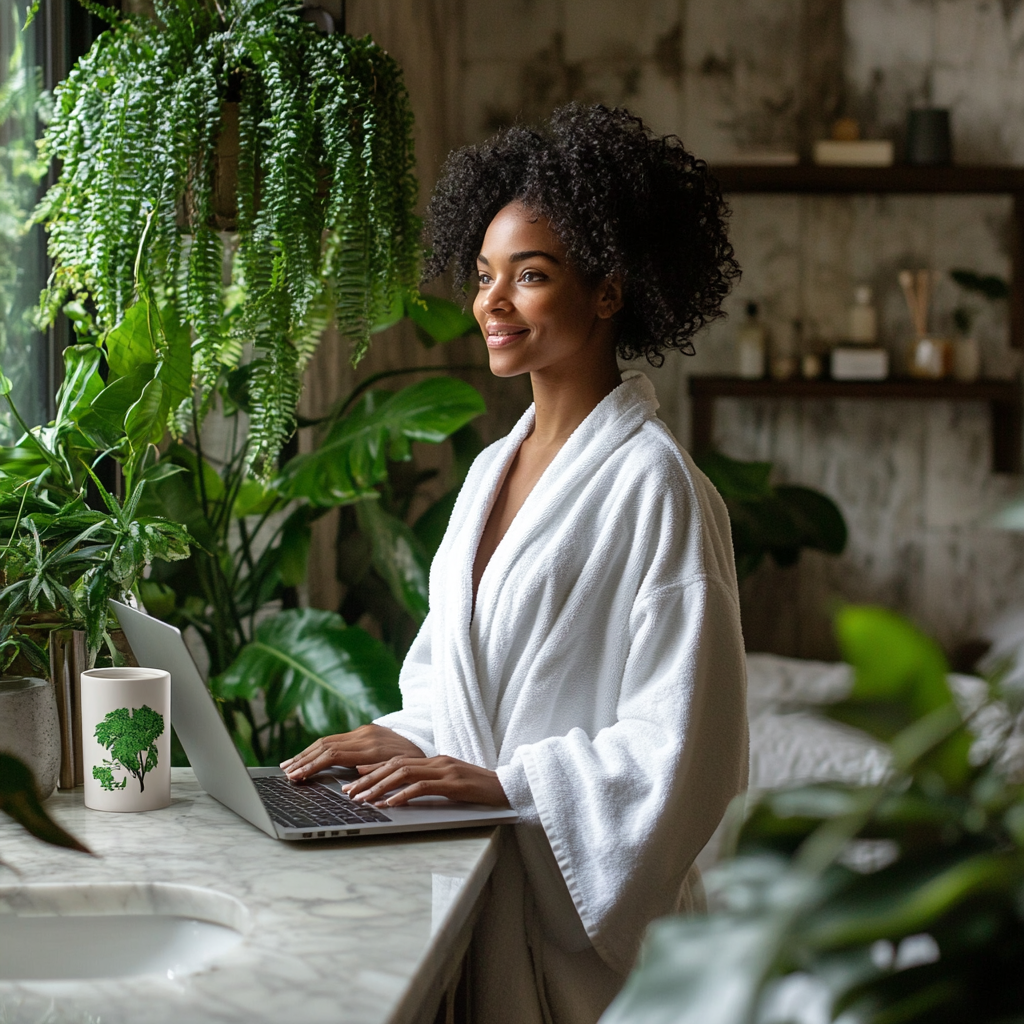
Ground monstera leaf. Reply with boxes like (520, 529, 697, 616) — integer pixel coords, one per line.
(212, 608, 401, 736)
(279, 377, 485, 507)
(356, 499, 430, 622)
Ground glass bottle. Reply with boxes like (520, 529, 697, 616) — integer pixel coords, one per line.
(737, 301, 766, 379)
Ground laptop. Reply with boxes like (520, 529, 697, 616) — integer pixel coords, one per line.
(110, 601, 518, 840)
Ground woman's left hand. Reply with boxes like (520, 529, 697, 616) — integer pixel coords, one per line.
(342, 755, 511, 808)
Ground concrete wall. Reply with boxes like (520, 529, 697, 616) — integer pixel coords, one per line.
(324, 0, 1024, 660)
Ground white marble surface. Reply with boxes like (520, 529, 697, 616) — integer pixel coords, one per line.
(0, 769, 501, 1024)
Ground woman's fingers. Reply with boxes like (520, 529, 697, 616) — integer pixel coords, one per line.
(340, 756, 510, 808)
(342, 757, 419, 798)
(280, 725, 426, 779)
(283, 746, 337, 780)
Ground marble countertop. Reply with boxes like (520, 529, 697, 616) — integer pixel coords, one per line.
(0, 769, 501, 1024)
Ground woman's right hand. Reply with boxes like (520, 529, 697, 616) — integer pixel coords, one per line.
(280, 724, 425, 782)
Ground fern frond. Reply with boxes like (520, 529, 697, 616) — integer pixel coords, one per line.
(36, 2, 419, 472)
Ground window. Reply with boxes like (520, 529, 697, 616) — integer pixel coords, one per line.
(0, 0, 47, 440)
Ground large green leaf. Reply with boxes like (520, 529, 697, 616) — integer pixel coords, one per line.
(153, 307, 193, 409)
(104, 298, 156, 378)
(775, 485, 848, 555)
(833, 605, 971, 788)
(603, 855, 812, 1024)
(212, 608, 401, 735)
(279, 377, 485, 507)
(83, 363, 156, 437)
(356, 499, 430, 621)
(834, 607, 953, 728)
(696, 450, 773, 501)
(404, 291, 480, 346)
(801, 850, 1024, 952)
(277, 507, 313, 588)
(124, 377, 168, 451)
(602, 915, 785, 1024)
(54, 344, 104, 428)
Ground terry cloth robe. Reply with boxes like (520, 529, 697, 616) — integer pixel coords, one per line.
(375, 371, 749, 1023)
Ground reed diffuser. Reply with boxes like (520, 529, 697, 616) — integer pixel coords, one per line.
(899, 269, 951, 378)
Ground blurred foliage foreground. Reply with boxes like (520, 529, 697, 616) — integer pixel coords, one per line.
(605, 606, 1024, 1024)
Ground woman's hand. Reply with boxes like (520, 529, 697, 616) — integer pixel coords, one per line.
(280, 724, 425, 782)
(341, 755, 511, 808)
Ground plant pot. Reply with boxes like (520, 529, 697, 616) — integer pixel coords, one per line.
(0, 676, 61, 800)
(8, 617, 139, 789)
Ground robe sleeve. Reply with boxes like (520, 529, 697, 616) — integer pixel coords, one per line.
(373, 613, 437, 757)
(496, 573, 748, 975)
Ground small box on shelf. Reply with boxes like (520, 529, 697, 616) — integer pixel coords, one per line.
(831, 347, 890, 381)
(813, 140, 894, 167)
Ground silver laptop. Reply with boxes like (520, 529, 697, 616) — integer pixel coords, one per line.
(110, 601, 518, 840)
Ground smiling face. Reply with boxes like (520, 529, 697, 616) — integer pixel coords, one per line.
(473, 202, 622, 381)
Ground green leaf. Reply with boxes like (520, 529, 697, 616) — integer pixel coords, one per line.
(412, 488, 458, 558)
(104, 298, 157, 379)
(835, 607, 953, 725)
(832, 606, 971, 786)
(0, 753, 91, 854)
(154, 308, 193, 409)
(124, 377, 168, 451)
(232, 477, 279, 519)
(696, 450, 774, 501)
(602, 877, 799, 1024)
(775, 486, 848, 555)
(85, 363, 156, 435)
(213, 609, 401, 735)
(404, 291, 480, 346)
(0, 371, 12, 396)
(138, 579, 176, 618)
(54, 345, 104, 428)
(356, 499, 430, 621)
(370, 288, 405, 334)
(950, 269, 1009, 301)
(801, 851, 1024, 951)
(279, 378, 485, 507)
(277, 509, 312, 588)
(134, 458, 216, 552)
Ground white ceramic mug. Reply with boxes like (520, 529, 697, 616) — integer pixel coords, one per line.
(80, 667, 171, 812)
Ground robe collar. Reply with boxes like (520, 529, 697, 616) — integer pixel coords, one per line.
(438, 373, 661, 766)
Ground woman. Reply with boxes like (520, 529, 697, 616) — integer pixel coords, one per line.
(282, 103, 748, 1023)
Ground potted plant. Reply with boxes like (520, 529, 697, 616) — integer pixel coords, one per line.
(4, 0, 496, 773)
(137, 300, 486, 766)
(33, 0, 421, 472)
(603, 606, 1024, 1024)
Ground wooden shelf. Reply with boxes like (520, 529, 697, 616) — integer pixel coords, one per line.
(688, 375, 1023, 474)
(712, 164, 1024, 351)
(711, 164, 1024, 194)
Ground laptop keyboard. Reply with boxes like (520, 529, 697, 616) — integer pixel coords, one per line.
(254, 776, 392, 831)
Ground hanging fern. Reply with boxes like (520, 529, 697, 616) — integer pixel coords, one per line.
(34, 0, 419, 471)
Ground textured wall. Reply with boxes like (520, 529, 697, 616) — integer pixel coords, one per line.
(446, 0, 1024, 661)
(309, 1, 1024, 659)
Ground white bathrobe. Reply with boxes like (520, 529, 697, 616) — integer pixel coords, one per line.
(376, 372, 748, 1022)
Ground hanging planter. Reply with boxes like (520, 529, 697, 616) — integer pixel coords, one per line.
(33, 0, 420, 471)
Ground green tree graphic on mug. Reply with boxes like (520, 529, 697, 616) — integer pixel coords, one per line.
(92, 705, 164, 793)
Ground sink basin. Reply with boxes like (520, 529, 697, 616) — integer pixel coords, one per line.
(0, 882, 249, 981)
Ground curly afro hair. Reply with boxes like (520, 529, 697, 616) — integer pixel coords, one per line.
(424, 103, 740, 365)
